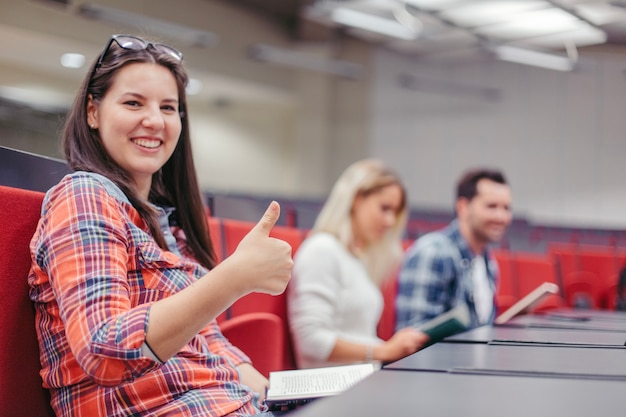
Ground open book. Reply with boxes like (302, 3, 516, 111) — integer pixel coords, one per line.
(265, 363, 375, 410)
(494, 282, 560, 325)
(416, 303, 471, 344)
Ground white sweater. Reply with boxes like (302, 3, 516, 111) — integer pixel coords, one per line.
(287, 232, 383, 369)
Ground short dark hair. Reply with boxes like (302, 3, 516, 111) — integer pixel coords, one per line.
(456, 168, 507, 201)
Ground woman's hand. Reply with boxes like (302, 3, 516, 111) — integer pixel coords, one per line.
(238, 362, 269, 402)
(375, 327, 429, 362)
(221, 201, 293, 296)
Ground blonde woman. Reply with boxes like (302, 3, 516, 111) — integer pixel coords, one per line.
(288, 159, 428, 369)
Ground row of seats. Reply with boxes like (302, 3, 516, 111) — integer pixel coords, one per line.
(493, 246, 624, 312)
(1, 184, 622, 416)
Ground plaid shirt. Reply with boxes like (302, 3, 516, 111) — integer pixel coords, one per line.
(29, 172, 261, 417)
(395, 220, 499, 331)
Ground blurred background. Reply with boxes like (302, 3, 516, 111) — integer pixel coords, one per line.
(3, 0, 626, 249)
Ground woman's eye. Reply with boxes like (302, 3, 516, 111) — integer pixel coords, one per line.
(124, 100, 141, 107)
(162, 105, 177, 112)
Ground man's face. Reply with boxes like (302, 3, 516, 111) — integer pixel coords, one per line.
(460, 178, 512, 245)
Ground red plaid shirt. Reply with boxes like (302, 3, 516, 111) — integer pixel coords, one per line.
(29, 172, 261, 416)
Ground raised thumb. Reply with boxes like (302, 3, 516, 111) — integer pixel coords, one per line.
(251, 201, 280, 237)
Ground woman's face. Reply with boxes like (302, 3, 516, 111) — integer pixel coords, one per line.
(87, 62, 182, 198)
(351, 183, 404, 248)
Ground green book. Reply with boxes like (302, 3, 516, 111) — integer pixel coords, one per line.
(417, 303, 471, 344)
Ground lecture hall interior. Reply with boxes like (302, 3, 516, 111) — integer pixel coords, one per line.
(2, 1, 626, 416)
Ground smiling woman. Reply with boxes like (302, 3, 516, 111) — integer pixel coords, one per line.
(28, 34, 293, 417)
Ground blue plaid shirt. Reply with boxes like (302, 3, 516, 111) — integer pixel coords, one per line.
(395, 220, 499, 331)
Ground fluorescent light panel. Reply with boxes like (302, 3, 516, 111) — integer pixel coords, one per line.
(404, 0, 462, 12)
(575, 3, 626, 26)
(474, 8, 582, 40)
(517, 26, 607, 49)
(60, 53, 85, 69)
(494, 45, 575, 71)
(331, 7, 419, 40)
(440, 1, 550, 27)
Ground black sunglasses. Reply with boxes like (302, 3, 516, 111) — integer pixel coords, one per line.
(93, 34, 183, 74)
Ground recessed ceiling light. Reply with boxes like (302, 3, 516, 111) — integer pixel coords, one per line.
(60, 53, 85, 69)
(186, 78, 203, 95)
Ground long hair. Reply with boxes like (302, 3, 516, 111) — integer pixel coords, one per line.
(313, 159, 408, 284)
(62, 36, 216, 269)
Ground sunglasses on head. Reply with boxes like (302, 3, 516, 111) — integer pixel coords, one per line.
(93, 34, 183, 74)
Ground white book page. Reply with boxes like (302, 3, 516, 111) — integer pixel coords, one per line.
(266, 363, 375, 401)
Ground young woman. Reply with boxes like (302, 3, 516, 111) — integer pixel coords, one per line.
(28, 34, 292, 416)
(287, 159, 428, 369)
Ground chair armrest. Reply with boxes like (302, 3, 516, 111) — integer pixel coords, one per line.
(219, 312, 285, 377)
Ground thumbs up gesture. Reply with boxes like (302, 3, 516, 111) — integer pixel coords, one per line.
(225, 201, 293, 296)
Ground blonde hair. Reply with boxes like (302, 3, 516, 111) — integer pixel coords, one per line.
(312, 159, 408, 284)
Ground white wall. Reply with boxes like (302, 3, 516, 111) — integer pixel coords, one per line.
(0, 0, 371, 202)
(369, 46, 626, 229)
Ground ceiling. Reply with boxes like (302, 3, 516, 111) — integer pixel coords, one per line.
(3, 0, 626, 118)
(229, 0, 626, 67)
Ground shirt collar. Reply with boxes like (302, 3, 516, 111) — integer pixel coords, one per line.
(443, 219, 480, 262)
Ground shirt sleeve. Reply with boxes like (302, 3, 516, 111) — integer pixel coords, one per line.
(288, 237, 343, 365)
(34, 175, 160, 386)
(395, 239, 458, 330)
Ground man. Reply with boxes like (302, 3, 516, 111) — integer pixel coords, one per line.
(396, 169, 512, 332)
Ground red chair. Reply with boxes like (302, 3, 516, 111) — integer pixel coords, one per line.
(513, 253, 564, 312)
(492, 249, 519, 314)
(579, 250, 621, 296)
(218, 312, 285, 378)
(376, 240, 420, 341)
(219, 217, 298, 370)
(377, 270, 399, 341)
(221, 218, 254, 256)
(220, 217, 307, 256)
(548, 244, 579, 289)
(270, 224, 307, 254)
(562, 271, 599, 309)
(0, 186, 55, 417)
(207, 216, 224, 263)
(597, 282, 618, 311)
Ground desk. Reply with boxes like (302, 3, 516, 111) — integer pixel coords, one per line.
(384, 342, 626, 380)
(445, 324, 626, 347)
(286, 369, 624, 417)
(543, 308, 626, 322)
(505, 313, 626, 332)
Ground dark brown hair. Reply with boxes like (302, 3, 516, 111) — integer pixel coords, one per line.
(456, 168, 507, 202)
(62, 36, 216, 269)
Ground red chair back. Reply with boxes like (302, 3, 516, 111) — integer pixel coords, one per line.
(513, 253, 564, 312)
(492, 249, 519, 314)
(377, 270, 399, 340)
(219, 312, 285, 377)
(0, 186, 54, 416)
(207, 216, 224, 263)
(219, 217, 298, 370)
